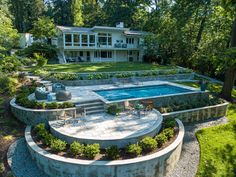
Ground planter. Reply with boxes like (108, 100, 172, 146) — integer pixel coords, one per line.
(25, 119, 184, 177)
(162, 102, 228, 123)
(47, 73, 194, 86)
(10, 98, 76, 126)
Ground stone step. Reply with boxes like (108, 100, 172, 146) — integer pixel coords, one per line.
(86, 109, 105, 115)
(85, 105, 104, 111)
(76, 101, 104, 107)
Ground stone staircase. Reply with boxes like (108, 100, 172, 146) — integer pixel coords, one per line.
(75, 100, 105, 115)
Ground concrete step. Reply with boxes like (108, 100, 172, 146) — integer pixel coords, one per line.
(76, 102, 104, 108)
(86, 109, 105, 115)
(85, 105, 104, 111)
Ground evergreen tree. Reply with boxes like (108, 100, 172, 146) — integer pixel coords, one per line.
(71, 0, 83, 26)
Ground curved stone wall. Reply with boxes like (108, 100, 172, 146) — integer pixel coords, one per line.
(25, 119, 184, 177)
(10, 99, 76, 126)
(49, 110, 163, 148)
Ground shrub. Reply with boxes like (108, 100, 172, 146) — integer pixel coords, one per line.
(34, 53, 48, 67)
(59, 102, 74, 108)
(0, 56, 22, 73)
(45, 102, 59, 109)
(0, 75, 18, 95)
(16, 42, 57, 60)
(126, 144, 142, 157)
(162, 128, 174, 140)
(34, 123, 48, 138)
(84, 143, 100, 159)
(155, 133, 168, 147)
(50, 139, 67, 152)
(35, 102, 46, 109)
(164, 119, 176, 128)
(105, 146, 120, 160)
(139, 137, 157, 152)
(107, 104, 122, 115)
(70, 142, 84, 156)
(42, 132, 56, 146)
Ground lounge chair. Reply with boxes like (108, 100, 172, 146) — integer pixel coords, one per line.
(131, 76, 143, 85)
(112, 77, 122, 86)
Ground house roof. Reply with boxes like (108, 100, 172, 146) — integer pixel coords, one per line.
(56, 25, 148, 36)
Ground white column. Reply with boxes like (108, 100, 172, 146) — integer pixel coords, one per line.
(114, 50, 117, 62)
(63, 34, 65, 48)
(72, 34, 74, 46)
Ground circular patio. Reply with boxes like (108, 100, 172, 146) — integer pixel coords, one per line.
(49, 110, 163, 148)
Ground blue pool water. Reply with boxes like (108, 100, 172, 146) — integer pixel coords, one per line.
(95, 84, 194, 102)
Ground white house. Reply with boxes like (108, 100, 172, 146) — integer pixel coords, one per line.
(18, 33, 34, 49)
(53, 22, 148, 63)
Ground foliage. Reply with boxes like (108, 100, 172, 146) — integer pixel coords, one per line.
(30, 17, 56, 39)
(139, 136, 157, 152)
(0, 74, 18, 95)
(155, 134, 168, 148)
(84, 143, 100, 159)
(71, 0, 83, 26)
(70, 141, 84, 156)
(107, 104, 123, 115)
(50, 139, 67, 152)
(143, 34, 160, 63)
(126, 144, 142, 157)
(0, 56, 22, 73)
(0, 2, 18, 54)
(105, 146, 120, 160)
(162, 128, 174, 140)
(163, 119, 176, 128)
(16, 42, 57, 60)
(34, 53, 48, 67)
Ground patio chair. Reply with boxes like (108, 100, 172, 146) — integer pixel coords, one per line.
(52, 83, 66, 93)
(35, 87, 49, 100)
(131, 76, 143, 85)
(56, 90, 72, 101)
(112, 77, 122, 86)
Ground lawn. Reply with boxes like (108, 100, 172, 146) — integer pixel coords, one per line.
(26, 62, 176, 73)
(177, 81, 236, 177)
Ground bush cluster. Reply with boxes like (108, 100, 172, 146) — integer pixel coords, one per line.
(0, 74, 18, 96)
(162, 128, 174, 140)
(155, 134, 168, 147)
(70, 141, 84, 156)
(107, 104, 123, 115)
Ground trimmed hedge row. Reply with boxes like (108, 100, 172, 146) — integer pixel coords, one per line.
(33, 118, 176, 160)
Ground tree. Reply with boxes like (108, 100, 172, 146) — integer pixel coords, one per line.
(30, 17, 56, 40)
(220, 0, 236, 101)
(71, 0, 84, 26)
(0, 0, 18, 55)
(10, 0, 45, 32)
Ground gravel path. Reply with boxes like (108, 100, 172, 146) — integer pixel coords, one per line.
(7, 138, 49, 177)
(167, 116, 228, 177)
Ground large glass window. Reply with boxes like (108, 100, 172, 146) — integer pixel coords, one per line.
(73, 34, 80, 46)
(98, 33, 112, 46)
(65, 34, 72, 46)
(94, 51, 112, 58)
(82, 34, 88, 46)
(126, 38, 134, 44)
(89, 35, 95, 46)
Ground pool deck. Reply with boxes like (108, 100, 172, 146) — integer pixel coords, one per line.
(29, 81, 199, 103)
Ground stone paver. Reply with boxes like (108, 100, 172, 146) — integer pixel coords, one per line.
(50, 111, 161, 140)
(7, 138, 49, 177)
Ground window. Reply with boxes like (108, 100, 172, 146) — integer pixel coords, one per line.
(73, 34, 80, 46)
(82, 34, 88, 46)
(80, 51, 83, 56)
(65, 34, 72, 46)
(94, 51, 112, 58)
(89, 35, 95, 46)
(126, 38, 134, 44)
(98, 33, 112, 46)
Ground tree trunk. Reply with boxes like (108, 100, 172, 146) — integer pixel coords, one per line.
(221, 66, 236, 101)
(221, 18, 236, 101)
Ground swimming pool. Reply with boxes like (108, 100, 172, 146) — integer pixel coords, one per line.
(94, 84, 196, 102)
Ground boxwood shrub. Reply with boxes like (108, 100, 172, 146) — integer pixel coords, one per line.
(50, 139, 67, 152)
(162, 128, 174, 140)
(155, 133, 168, 147)
(105, 145, 120, 160)
(70, 141, 84, 156)
(139, 136, 157, 152)
(84, 144, 100, 159)
(126, 144, 142, 157)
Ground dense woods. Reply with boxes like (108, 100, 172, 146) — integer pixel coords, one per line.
(0, 0, 236, 100)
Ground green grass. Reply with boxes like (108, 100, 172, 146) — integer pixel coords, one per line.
(25, 62, 176, 73)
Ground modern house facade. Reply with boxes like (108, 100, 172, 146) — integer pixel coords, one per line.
(53, 23, 148, 63)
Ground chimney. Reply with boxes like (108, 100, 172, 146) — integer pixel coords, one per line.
(116, 22, 124, 28)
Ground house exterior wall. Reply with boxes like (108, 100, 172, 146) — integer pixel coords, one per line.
(54, 26, 146, 63)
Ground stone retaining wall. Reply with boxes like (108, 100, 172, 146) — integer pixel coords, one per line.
(48, 73, 194, 86)
(10, 99, 76, 126)
(162, 102, 228, 123)
(25, 119, 184, 177)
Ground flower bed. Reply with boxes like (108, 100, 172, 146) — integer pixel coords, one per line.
(25, 119, 184, 177)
